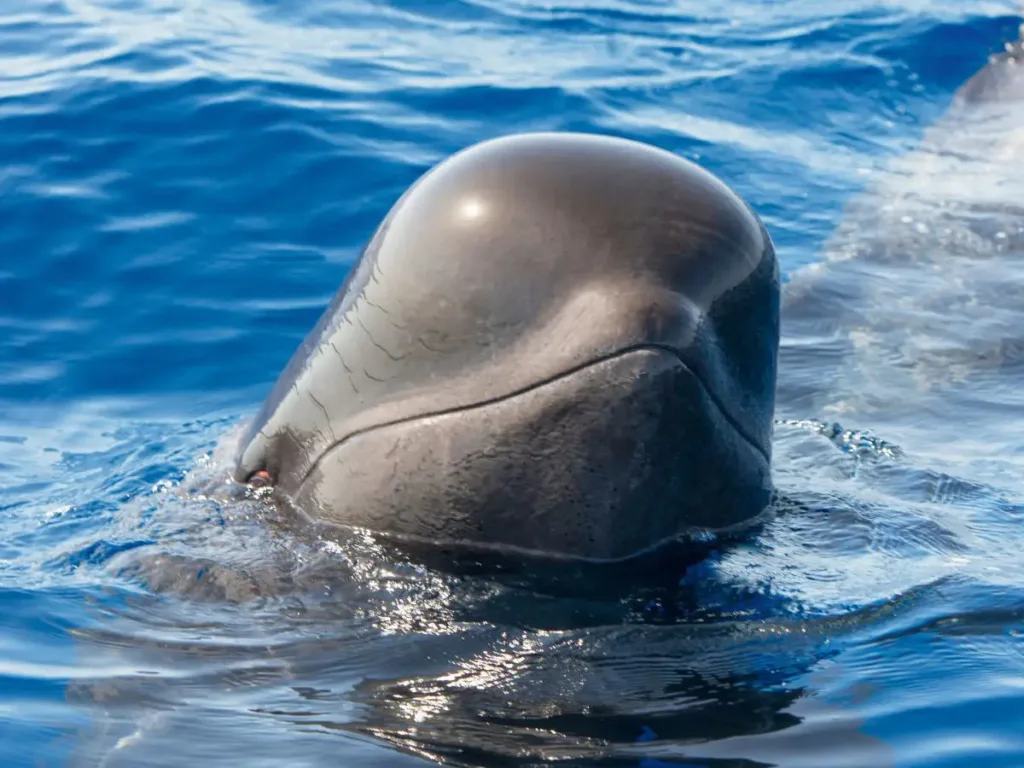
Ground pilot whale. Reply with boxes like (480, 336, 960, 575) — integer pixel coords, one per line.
(232, 131, 780, 562)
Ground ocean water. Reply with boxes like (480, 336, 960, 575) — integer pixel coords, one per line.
(3, 0, 1024, 765)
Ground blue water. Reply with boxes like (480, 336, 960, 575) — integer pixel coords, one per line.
(3, 0, 1024, 765)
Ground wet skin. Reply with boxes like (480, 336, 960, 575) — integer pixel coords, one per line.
(233, 132, 780, 562)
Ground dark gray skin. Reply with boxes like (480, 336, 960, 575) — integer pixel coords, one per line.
(233, 132, 779, 562)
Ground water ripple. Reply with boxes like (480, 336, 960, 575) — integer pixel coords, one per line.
(3, 0, 1024, 766)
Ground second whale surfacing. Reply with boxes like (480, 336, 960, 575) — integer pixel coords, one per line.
(232, 132, 781, 562)
(779, 33, 1024, 478)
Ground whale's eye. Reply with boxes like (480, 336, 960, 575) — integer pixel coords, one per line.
(247, 470, 273, 488)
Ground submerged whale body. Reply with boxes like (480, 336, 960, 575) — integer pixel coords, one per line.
(780, 33, 1024, 464)
(233, 132, 781, 562)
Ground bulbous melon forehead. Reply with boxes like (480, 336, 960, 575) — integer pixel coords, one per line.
(372, 132, 769, 313)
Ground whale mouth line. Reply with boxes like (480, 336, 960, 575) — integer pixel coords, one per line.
(288, 342, 768, 493)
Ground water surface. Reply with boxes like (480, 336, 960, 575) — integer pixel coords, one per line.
(2, 1, 1024, 766)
